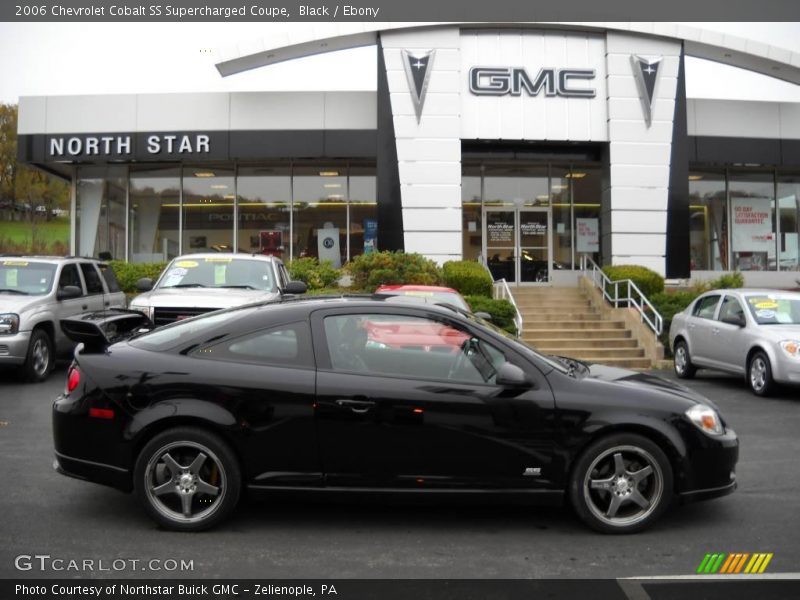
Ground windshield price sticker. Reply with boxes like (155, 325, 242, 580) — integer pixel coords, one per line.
(205, 257, 232, 263)
(214, 265, 227, 285)
(3, 260, 29, 266)
(6, 270, 18, 287)
(750, 299, 779, 310)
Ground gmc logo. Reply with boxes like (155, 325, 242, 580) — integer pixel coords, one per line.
(469, 67, 596, 98)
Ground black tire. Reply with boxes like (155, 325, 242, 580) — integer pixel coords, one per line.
(748, 351, 775, 397)
(23, 328, 54, 382)
(134, 427, 241, 532)
(569, 433, 673, 534)
(673, 340, 696, 379)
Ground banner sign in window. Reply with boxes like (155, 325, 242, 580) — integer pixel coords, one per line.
(576, 218, 599, 253)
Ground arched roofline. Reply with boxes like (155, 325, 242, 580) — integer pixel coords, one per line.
(214, 22, 800, 85)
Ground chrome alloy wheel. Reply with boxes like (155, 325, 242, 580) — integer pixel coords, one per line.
(750, 356, 768, 393)
(143, 441, 226, 525)
(674, 345, 688, 375)
(31, 336, 50, 377)
(583, 445, 664, 528)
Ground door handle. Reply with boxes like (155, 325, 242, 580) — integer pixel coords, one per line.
(711, 327, 719, 335)
(82, 304, 88, 310)
(104, 301, 110, 307)
(335, 398, 376, 414)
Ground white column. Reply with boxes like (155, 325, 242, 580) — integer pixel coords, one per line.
(605, 33, 682, 276)
(380, 27, 462, 265)
(78, 180, 103, 257)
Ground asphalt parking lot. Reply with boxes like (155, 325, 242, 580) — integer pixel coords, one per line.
(1, 362, 798, 579)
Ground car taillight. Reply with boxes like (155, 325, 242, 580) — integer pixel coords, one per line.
(66, 367, 80, 394)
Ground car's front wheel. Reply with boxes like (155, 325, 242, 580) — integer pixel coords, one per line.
(748, 351, 775, 397)
(134, 427, 241, 531)
(23, 328, 54, 382)
(569, 433, 673, 534)
(673, 340, 696, 379)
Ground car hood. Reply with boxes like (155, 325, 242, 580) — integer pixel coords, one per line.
(130, 287, 280, 309)
(0, 293, 48, 314)
(750, 324, 800, 342)
(585, 363, 713, 409)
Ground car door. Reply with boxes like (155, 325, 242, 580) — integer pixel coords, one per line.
(311, 306, 557, 490)
(52, 263, 91, 351)
(97, 262, 127, 308)
(712, 294, 748, 374)
(78, 262, 108, 312)
(685, 294, 722, 365)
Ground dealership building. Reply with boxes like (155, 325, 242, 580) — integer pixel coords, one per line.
(16, 23, 800, 285)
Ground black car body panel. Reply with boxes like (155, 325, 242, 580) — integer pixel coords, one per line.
(53, 297, 738, 528)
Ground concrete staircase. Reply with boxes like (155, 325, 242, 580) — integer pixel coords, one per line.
(512, 287, 652, 370)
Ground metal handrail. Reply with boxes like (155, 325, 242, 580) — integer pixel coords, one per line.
(478, 255, 523, 336)
(579, 254, 663, 335)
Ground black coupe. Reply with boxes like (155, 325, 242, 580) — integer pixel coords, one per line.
(53, 297, 738, 533)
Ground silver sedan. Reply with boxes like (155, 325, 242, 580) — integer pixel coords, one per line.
(669, 289, 800, 396)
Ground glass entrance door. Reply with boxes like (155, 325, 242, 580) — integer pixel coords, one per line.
(519, 209, 552, 283)
(484, 208, 552, 285)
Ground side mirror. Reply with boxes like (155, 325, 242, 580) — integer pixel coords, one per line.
(474, 311, 493, 322)
(135, 277, 154, 292)
(496, 362, 533, 388)
(284, 280, 308, 295)
(721, 314, 745, 327)
(56, 285, 82, 301)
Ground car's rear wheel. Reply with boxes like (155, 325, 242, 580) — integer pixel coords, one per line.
(569, 433, 672, 534)
(134, 427, 240, 531)
(673, 340, 696, 379)
(748, 351, 775, 397)
(23, 328, 54, 382)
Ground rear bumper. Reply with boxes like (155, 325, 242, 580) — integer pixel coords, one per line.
(53, 451, 132, 492)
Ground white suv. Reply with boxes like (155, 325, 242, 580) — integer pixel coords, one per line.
(0, 257, 127, 381)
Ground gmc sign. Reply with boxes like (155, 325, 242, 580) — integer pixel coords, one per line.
(469, 67, 596, 98)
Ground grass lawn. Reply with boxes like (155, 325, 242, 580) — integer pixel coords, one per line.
(0, 217, 70, 254)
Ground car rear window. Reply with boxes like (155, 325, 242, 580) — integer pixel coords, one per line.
(130, 309, 246, 352)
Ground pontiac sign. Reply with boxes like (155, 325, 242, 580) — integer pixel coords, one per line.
(469, 66, 596, 98)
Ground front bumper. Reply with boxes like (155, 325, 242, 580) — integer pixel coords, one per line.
(0, 330, 32, 365)
(676, 425, 739, 501)
(770, 353, 800, 385)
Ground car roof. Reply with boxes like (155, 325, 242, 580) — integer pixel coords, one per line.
(0, 255, 103, 263)
(376, 285, 460, 294)
(702, 288, 800, 296)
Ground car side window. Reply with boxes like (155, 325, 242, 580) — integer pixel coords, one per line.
(692, 295, 720, 320)
(323, 313, 507, 385)
(80, 263, 105, 295)
(718, 296, 745, 323)
(58, 264, 83, 293)
(98, 263, 121, 293)
(196, 322, 313, 368)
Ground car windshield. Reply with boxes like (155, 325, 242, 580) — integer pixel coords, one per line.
(156, 257, 276, 292)
(0, 260, 56, 295)
(744, 294, 800, 325)
(462, 311, 570, 374)
(381, 290, 470, 311)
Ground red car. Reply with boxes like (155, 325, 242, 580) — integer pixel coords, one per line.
(375, 285, 471, 311)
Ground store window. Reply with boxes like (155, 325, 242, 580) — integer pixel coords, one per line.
(349, 166, 378, 259)
(128, 167, 180, 263)
(182, 166, 234, 254)
(729, 171, 775, 271)
(293, 166, 347, 267)
(75, 166, 126, 260)
(571, 167, 601, 268)
(776, 174, 800, 271)
(461, 166, 482, 261)
(688, 170, 727, 271)
(550, 165, 572, 268)
(237, 165, 291, 258)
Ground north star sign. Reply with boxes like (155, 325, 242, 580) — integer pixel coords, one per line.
(469, 66, 596, 98)
(47, 134, 211, 158)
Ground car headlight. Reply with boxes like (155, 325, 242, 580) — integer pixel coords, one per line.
(0, 313, 20, 335)
(129, 304, 153, 321)
(686, 404, 724, 436)
(779, 340, 800, 359)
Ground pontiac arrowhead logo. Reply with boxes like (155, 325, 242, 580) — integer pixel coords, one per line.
(402, 49, 435, 123)
(631, 55, 662, 127)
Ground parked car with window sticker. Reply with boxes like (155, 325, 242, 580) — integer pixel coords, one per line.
(54, 295, 738, 534)
(129, 253, 307, 326)
(669, 289, 800, 396)
(0, 256, 126, 381)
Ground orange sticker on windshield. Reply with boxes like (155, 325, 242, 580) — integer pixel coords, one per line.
(174, 260, 198, 268)
(3, 261, 29, 266)
(204, 257, 232, 263)
(753, 300, 778, 309)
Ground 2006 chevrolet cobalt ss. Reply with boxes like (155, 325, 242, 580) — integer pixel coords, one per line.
(53, 297, 738, 533)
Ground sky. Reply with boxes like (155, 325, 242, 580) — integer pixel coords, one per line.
(0, 22, 799, 104)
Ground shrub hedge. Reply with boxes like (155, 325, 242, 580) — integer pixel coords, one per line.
(287, 257, 341, 290)
(602, 264, 665, 297)
(108, 260, 167, 294)
(346, 251, 442, 291)
(442, 261, 493, 298)
(464, 295, 518, 335)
